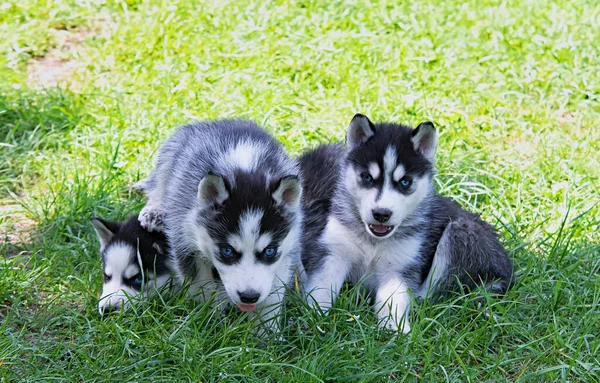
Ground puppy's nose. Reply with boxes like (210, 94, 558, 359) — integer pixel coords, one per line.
(372, 208, 392, 223)
(238, 289, 260, 304)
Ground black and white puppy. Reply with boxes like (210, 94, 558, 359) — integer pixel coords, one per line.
(91, 216, 173, 314)
(135, 120, 303, 332)
(300, 114, 513, 333)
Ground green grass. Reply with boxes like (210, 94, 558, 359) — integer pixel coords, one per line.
(1, 0, 599, 381)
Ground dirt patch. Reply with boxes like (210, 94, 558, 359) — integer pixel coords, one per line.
(27, 53, 79, 89)
(0, 201, 36, 257)
(25, 18, 107, 89)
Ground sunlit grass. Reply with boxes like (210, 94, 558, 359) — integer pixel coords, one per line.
(1, 0, 599, 381)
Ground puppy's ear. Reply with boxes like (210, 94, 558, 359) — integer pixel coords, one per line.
(411, 122, 437, 162)
(347, 113, 375, 149)
(272, 175, 301, 211)
(91, 218, 120, 251)
(198, 172, 229, 206)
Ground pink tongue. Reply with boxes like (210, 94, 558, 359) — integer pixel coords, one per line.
(237, 304, 257, 312)
(371, 224, 390, 234)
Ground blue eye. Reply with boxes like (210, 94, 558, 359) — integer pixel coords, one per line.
(361, 173, 374, 185)
(263, 246, 277, 258)
(399, 177, 412, 189)
(132, 274, 143, 289)
(220, 245, 234, 257)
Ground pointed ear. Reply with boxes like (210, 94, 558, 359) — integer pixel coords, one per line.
(91, 218, 119, 250)
(411, 121, 437, 162)
(198, 173, 229, 206)
(347, 113, 375, 149)
(272, 175, 301, 211)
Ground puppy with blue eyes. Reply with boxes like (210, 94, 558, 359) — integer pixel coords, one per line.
(300, 114, 513, 333)
(136, 120, 303, 332)
(91, 216, 174, 314)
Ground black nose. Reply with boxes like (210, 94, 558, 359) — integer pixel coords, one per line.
(372, 208, 392, 223)
(238, 290, 260, 304)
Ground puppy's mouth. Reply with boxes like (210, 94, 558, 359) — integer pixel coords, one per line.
(368, 224, 395, 237)
(237, 303, 257, 312)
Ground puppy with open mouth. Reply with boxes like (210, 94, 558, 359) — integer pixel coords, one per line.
(300, 114, 513, 333)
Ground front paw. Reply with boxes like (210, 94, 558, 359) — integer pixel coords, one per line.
(138, 206, 165, 232)
(305, 290, 333, 315)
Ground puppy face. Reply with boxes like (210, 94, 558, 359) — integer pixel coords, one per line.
(98, 242, 144, 312)
(91, 217, 170, 314)
(193, 171, 301, 312)
(345, 114, 437, 239)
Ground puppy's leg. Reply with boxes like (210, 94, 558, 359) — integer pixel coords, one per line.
(437, 217, 513, 294)
(138, 171, 167, 232)
(374, 272, 412, 334)
(417, 229, 452, 298)
(304, 254, 351, 313)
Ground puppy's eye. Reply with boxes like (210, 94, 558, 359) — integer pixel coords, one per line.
(399, 176, 412, 189)
(262, 246, 277, 258)
(103, 273, 111, 283)
(361, 172, 374, 185)
(220, 245, 234, 257)
(131, 273, 143, 289)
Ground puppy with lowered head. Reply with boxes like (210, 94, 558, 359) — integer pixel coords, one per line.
(91, 216, 173, 314)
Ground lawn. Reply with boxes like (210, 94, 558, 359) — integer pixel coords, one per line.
(1, 0, 599, 381)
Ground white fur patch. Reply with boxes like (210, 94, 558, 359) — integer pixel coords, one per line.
(224, 141, 259, 171)
(256, 232, 273, 252)
(392, 164, 405, 182)
(228, 209, 263, 253)
(103, 243, 133, 279)
(383, 146, 397, 178)
(124, 264, 140, 279)
(368, 162, 380, 180)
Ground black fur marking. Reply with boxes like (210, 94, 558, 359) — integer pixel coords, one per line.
(347, 122, 434, 179)
(211, 266, 221, 281)
(299, 144, 347, 274)
(205, 170, 292, 250)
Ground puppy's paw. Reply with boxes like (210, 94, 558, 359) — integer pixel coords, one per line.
(305, 291, 333, 316)
(132, 178, 149, 192)
(138, 206, 165, 232)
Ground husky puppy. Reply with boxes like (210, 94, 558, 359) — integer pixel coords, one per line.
(91, 216, 173, 314)
(301, 114, 513, 333)
(137, 120, 302, 330)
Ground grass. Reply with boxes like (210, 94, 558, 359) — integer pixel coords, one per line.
(1, 0, 599, 381)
